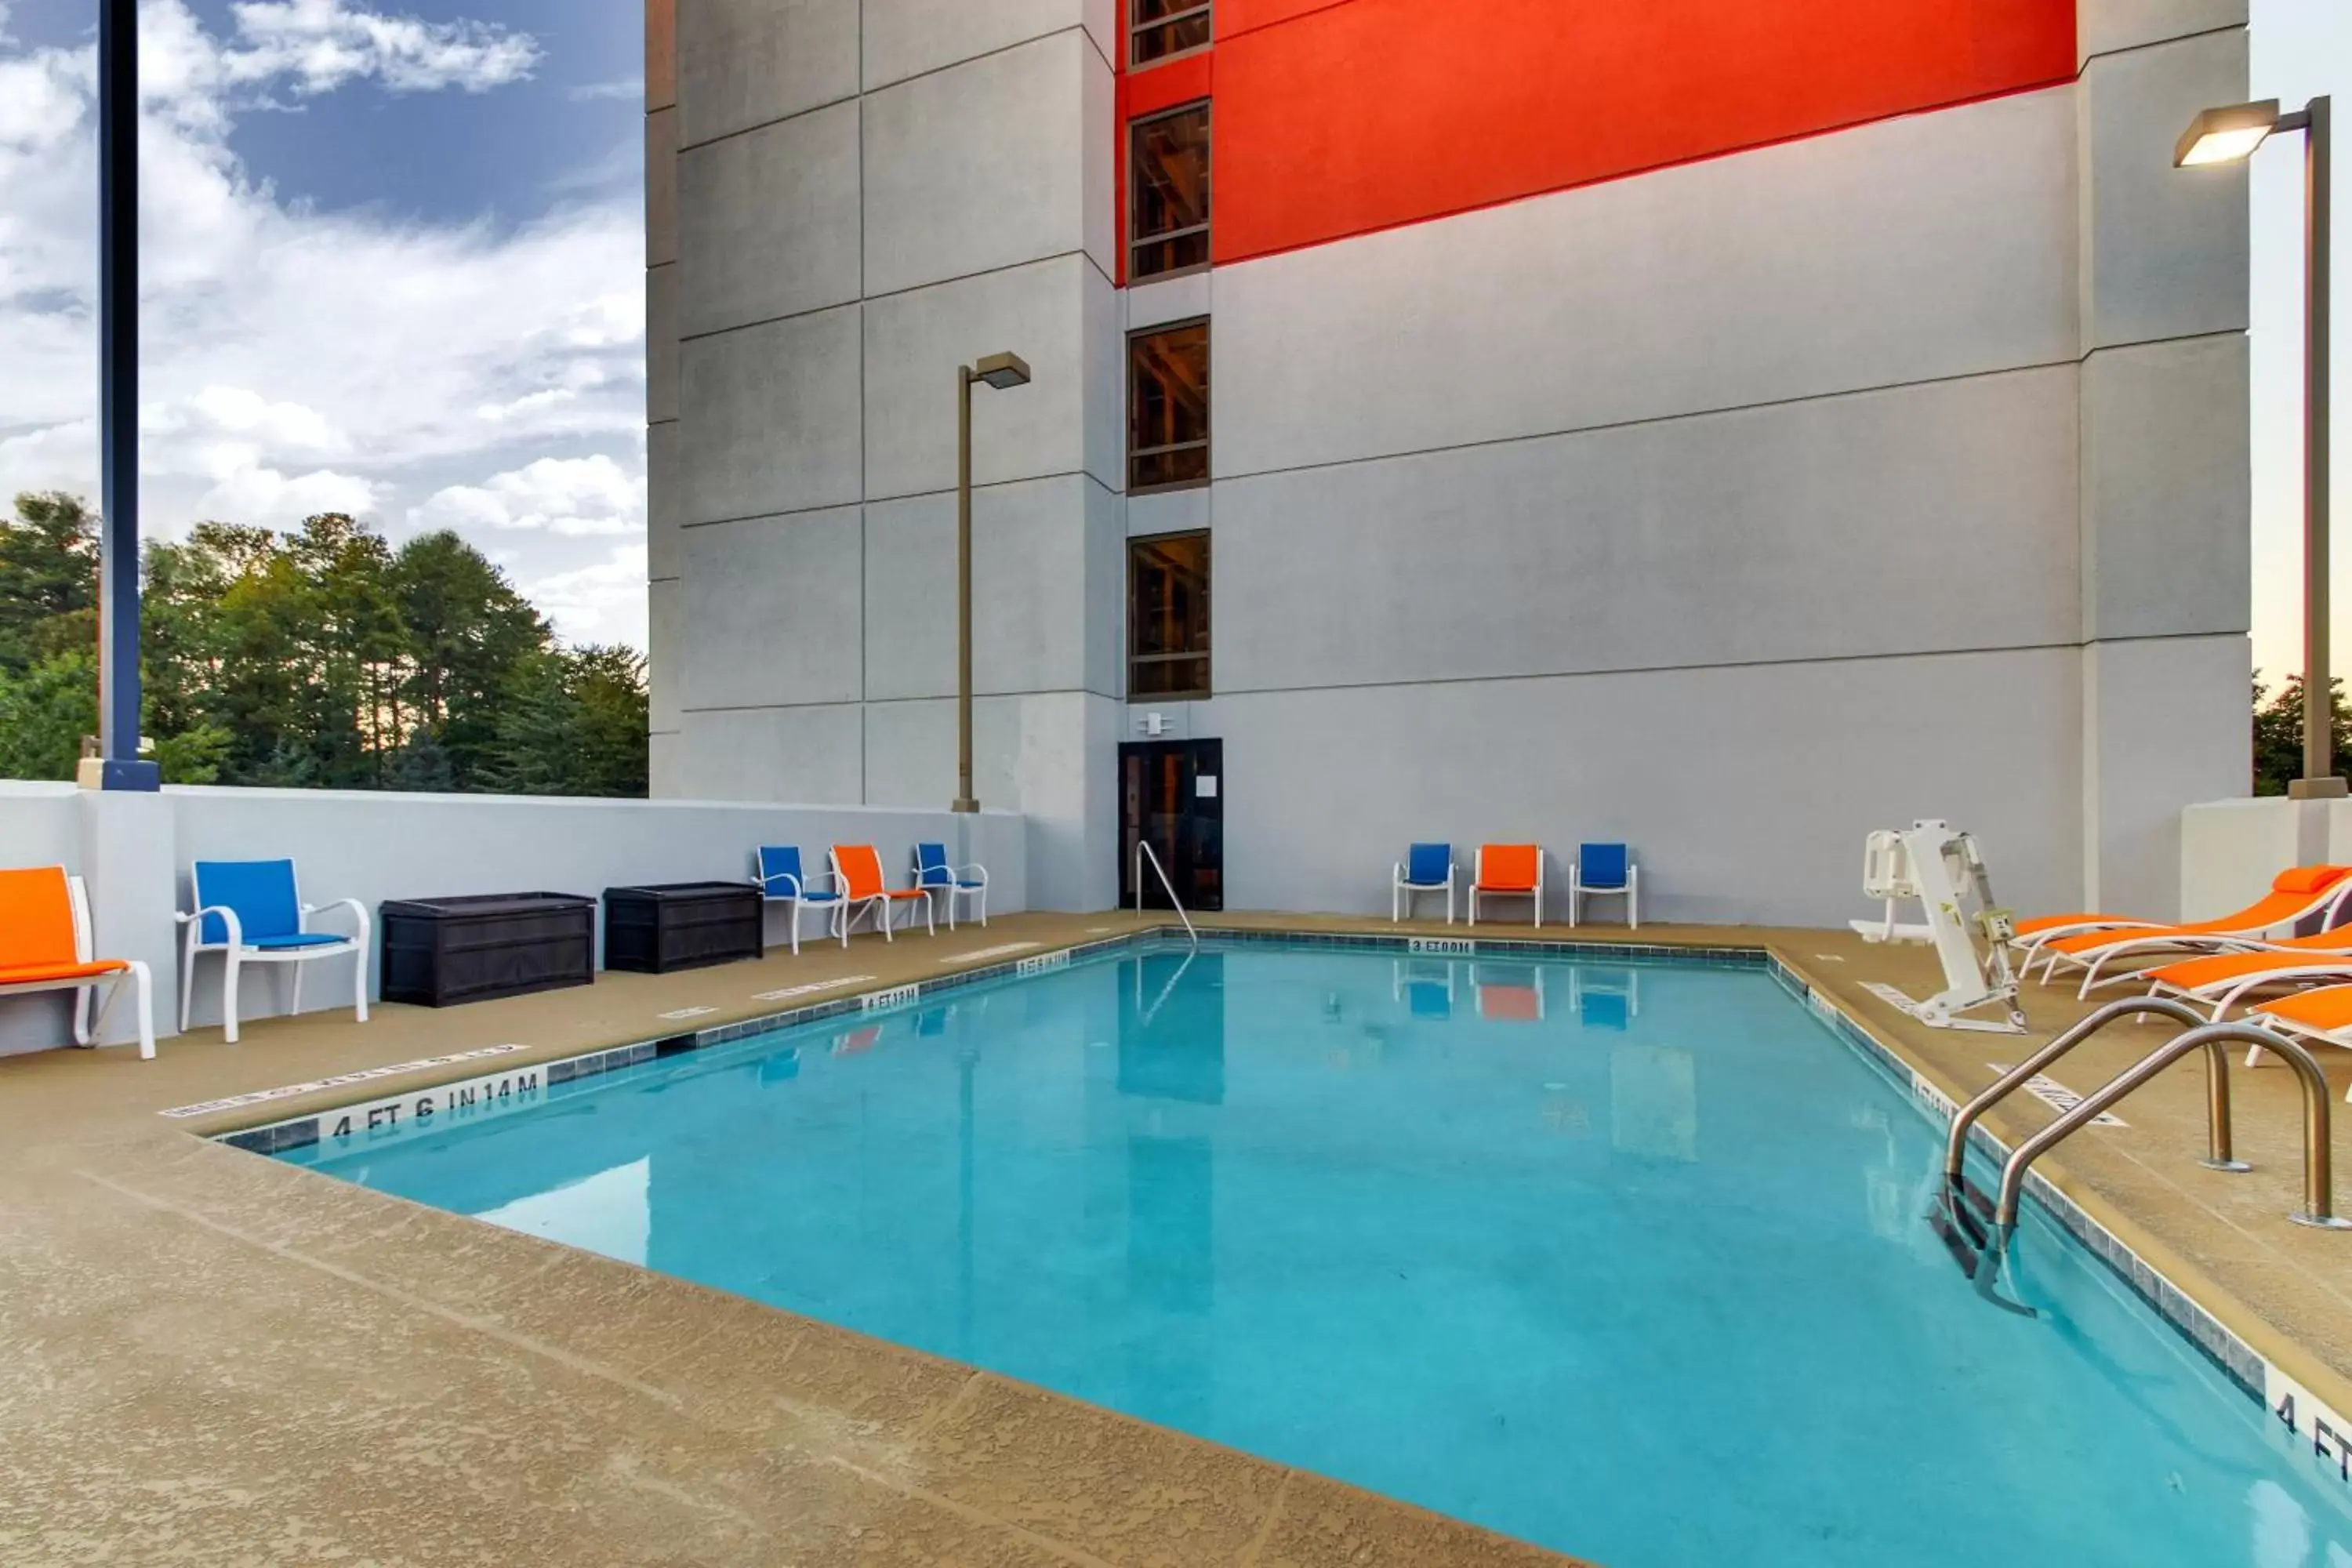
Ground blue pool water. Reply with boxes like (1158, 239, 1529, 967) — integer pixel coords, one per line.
(279, 943, 2352, 1566)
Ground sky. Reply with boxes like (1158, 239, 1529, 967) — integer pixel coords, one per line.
(0, 0, 648, 648)
(0, 2, 2340, 662)
(2250, 0, 2352, 686)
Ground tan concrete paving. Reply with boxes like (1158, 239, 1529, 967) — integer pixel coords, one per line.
(0, 911, 1584, 1567)
(9, 906, 2352, 1564)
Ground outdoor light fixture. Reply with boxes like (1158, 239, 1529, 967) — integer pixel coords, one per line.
(953, 352, 1034, 813)
(2174, 99, 2284, 167)
(974, 352, 1033, 391)
(2176, 95, 2336, 794)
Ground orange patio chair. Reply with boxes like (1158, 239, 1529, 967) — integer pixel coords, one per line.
(2246, 986, 2352, 1083)
(0, 866, 154, 1059)
(828, 844, 935, 944)
(2012, 864, 2352, 978)
(1469, 844, 1544, 927)
(2029, 866, 2352, 996)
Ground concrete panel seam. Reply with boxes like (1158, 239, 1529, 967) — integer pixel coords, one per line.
(2079, 21, 2247, 69)
(679, 250, 1094, 346)
(2079, 328, 2247, 362)
(676, 90, 862, 156)
(1214, 358, 2082, 488)
(683, 471, 1093, 530)
(861, 24, 1091, 100)
(1213, 630, 2245, 699)
(685, 687, 1115, 714)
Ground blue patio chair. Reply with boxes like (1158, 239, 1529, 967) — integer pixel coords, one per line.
(1392, 841, 1456, 923)
(1570, 842, 1639, 928)
(912, 842, 989, 929)
(756, 846, 842, 956)
(176, 858, 368, 1043)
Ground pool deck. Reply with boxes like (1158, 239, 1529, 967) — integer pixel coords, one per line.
(8, 909, 2352, 1563)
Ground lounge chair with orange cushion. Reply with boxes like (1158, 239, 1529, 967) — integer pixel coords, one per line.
(1469, 844, 1544, 927)
(2246, 986, 2352, 1085)
(829, 844, 935, 945)
(2013, 865, 2352, 978)
(0, 865, 154, 1059)
(2140, 928, 2352, 1019)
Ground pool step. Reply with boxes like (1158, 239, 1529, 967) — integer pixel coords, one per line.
(1929, 1178, 2041, 1316)
(1929, 1178, 1997, 1277)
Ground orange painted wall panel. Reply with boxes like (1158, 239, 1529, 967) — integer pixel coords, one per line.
(1121, 0, 2076, 270)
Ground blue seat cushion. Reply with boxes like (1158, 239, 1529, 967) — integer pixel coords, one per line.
(245, 932, 349, 953)
(1404, 842, 1451, 886)
(956, 878, 984, 889)
(1581, 842, 1630, 888)
(194, 858, 302, 944)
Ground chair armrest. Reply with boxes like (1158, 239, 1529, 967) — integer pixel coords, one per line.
(953, 862, 988, 885)
(763, 872, 804, 898)
(179, 903, 244, 948)
(303, 898, 370, 937)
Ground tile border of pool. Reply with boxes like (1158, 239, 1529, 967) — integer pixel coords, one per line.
(1758, 956, 2274, 1396)
(198, 924, 2336, 1466)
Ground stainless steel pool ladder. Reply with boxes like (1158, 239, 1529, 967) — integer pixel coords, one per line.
(1939, 999, 2352, 1309)
(1133, 840, 1199, 951)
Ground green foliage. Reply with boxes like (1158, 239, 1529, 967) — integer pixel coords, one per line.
(0, 650, 99, 780)
(2253, 672, 2352, 796)
(0, 492, 648, 797)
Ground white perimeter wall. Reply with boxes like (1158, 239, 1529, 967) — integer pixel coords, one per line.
(0, 785, 1025, 1055)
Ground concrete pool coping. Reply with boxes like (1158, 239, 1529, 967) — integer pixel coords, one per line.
(9, 909, 2352, 1560)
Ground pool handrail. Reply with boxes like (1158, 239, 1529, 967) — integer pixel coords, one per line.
(1991, 1020, 2352, 1232)
(1133, 839, 1199, 951)
(1943, 995, 2235, 1191)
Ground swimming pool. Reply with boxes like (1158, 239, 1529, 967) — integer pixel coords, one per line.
(274, 941, 2352, 1566)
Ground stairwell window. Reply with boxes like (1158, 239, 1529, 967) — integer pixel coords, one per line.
(1130, 102, 1210, 281)
(1128, 320, 1209, 493)
(1132, 0, 1210, 67)
(1130, 532, 1210, 699)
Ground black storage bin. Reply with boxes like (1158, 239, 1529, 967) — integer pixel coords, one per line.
(380, 892, 597, 1007)
(603, 881, 764, 975)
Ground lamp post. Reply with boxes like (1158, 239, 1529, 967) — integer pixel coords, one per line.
(96, 0, 159, 792)
(953, 352, 1033, 813)
(2178, 96, 2337, 797)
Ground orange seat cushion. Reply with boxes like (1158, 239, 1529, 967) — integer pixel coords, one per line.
(2151, 949, 2352, 989)
(0, 866, 81, 970)
(0, 959, 125, 986)
(2257, 985, 2352, 1033)
(2274, 865, 2352, 895)
(2013, 911, 2127, 937)
(1478, 845, 1540, 891)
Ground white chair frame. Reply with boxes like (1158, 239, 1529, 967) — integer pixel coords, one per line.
(1392, 855, 1457, 923)
(755, 855, 842, 956)
(916, 853, 989, 930)
(177, 866, 369, 1044)
(0, 874, 155, 1059)
(1570, 859, 1639, 928)
(1468, 848, 1545, 927)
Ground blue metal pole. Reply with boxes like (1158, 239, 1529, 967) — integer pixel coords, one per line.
(98, 0, 158, 790)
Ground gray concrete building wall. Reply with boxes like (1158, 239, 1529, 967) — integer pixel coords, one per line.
(657, 3, 1121, 909)
(655, 1, 2252, 926)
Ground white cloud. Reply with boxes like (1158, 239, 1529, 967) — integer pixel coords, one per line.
(0, 0, 648, 647)
(411, 454, 644, 538)
(523, 542, 649, 648)
(568, 78, 643, 103)
(197, 463, 381, 525)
